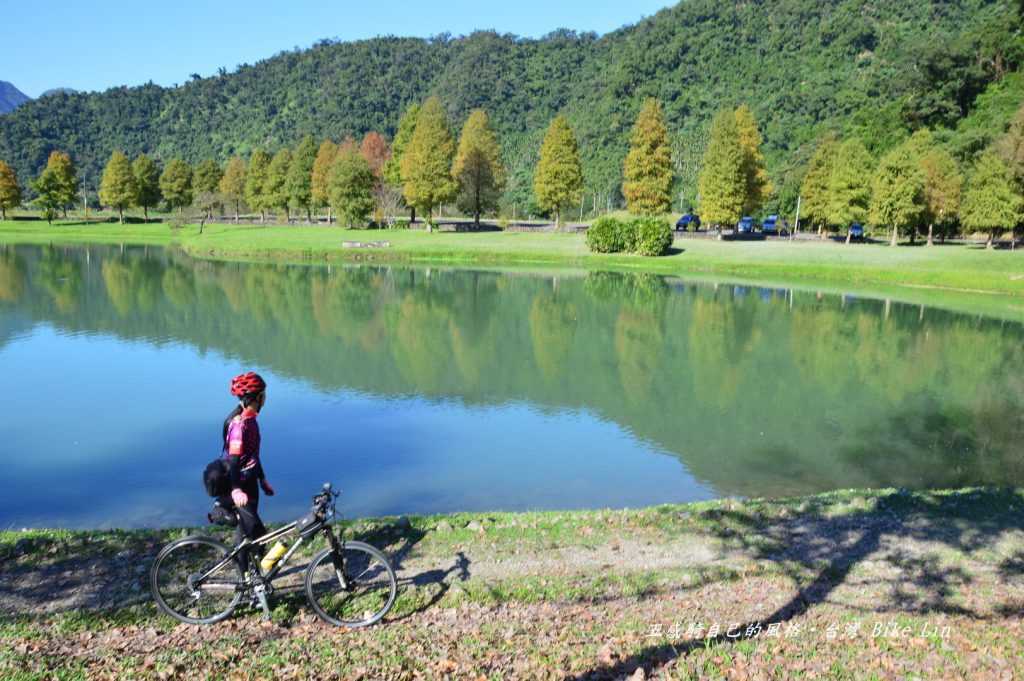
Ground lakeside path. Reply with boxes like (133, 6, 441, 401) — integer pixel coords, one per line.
(2, 221, 1024, 321)
(2, 488, 1023, 679)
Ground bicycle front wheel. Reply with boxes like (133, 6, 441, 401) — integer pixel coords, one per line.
(150, 536, 244, 625)
(304, 541, 397, 627)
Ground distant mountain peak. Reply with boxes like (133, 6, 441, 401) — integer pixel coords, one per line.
(0, 81, 31, 114)
(40, 87, 78, 98)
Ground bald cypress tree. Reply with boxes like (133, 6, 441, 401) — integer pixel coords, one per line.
(961, 152, 1023, 249)
(193, 159, 223, 219)
(99, 150, 137, 224)
(311, 139, 338, 223)
(827, 139, 872, 235)
(622, 98, 672, 216)
(869, 139, 925, 247)
(288, 135, 317, 221)
(219, 157, 247, 222)
(265, 149, 292, 222)
(735, 104, 772, 215)
(133, 154, 161, 223)
(400, 97, 457, 229)
(800, 135, 839, 234)
(0, 161, 23, 221)
(245, 149, 271, 222)
(453, 109, 505, 227)
(533, 115, 583, 229)
(159, 159, 193, 215)
(697, 110, 745, 228)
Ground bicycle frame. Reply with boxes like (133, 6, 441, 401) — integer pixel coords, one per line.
(197, 515, 342, 588)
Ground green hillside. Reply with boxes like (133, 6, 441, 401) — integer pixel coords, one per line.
(1, 0, 1021, 214)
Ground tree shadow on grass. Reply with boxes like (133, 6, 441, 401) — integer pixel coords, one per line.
(572, 486, 1024, 679)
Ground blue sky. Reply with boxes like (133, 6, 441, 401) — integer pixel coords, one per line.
(2, 1, 673, 98)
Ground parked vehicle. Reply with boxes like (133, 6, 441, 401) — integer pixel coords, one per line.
(761, 214, 780, 234)
(848, 223, 865, 241)
(676, 213, 701, 231)
(736, 216, 756, 233)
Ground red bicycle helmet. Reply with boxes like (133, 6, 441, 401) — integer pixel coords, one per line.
(230, 371, 266, 397)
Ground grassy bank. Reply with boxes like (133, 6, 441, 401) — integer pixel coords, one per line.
(2, 487, 1023, 679)
(2, 220, 1024, 320)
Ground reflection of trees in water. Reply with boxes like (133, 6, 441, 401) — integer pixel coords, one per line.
(6, 244, 1024, 496)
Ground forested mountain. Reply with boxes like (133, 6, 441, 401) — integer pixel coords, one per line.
(1, 0, 1021, 214)
(0, 81, 30, 114)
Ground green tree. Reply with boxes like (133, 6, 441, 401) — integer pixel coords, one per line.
(800, 135, 839, 234)
(245, 149, 271, 222)
(328, 146, 376, 228)
(697, 110, 745, 228)
(827, 139, 873, 235)
(193, 158, 223, 219)
(159, 159, 193, 215)
(265, 149, 292, 222)
(0, 160, 22, 220)
(32, 151, 78, 223)
(533, 115, 583, 228)
(219, 156, 247, 222)
(735, 104, 772, 215)
(961, 152, 1024, 248)
(287, 135, 317, 221)
(995, 103, 1024, 192)
(384, 102, 420, 222)
(622, 98, 672, 216)
(311, 139, 338, 223)
(919, 144, 962, 246)
(98, 150, 137, 224)
(401, 97, 457, 228)
(453, 109, 505, 226)
(869, 140, 925, 247)
(132, 154, 161, 223)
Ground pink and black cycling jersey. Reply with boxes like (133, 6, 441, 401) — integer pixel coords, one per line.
(224, 407, 262, 484)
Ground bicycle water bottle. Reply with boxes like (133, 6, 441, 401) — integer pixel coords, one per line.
(260, 541, 288, 572)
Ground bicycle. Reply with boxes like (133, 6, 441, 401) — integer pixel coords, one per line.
(150, 483, 397, 627)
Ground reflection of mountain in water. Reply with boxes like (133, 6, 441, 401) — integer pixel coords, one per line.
(3, 243, 1023, 498)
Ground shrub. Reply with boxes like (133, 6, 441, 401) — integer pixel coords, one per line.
(617, 219, 639, 253)
(631, 216, 673, 256)
(586, 216, 627, 253)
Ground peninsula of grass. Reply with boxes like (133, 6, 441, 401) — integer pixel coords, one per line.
(2, 220, 1023, 320)
(3, 487, 1023, 679)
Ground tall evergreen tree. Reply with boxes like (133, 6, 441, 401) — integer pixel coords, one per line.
(98, 150, 137, 224)
(400, 97, 457, 228)
(800, 135, 839, 234)
(622, 98, 672, 216)
(995, 103, 1024, 192)
(827, 139, 873, 234)
(310, 139, 338, 223)
(132, 154, 161, 223)
(32, 151, 79, 222)
(0, 160, 22, 221)
(265, 149, 292, 222)
(735, 104, 773, 215)
(919, 143, 962, 246)
(533, 115, 583, 229)
(245, 149, 271, 222)
(453, 109, 505, 227)
(360, 132, 390, 180)
(159, 159, 193, 215)
(869, 139, 925, 247)
(697, 110, 745, 228)
(193, 159, 223, 219)
(961, 152, 1023, 249)
(384, 102, 421, 223)
(287, 135, 317, 221)
(328, 146, 376, 228)
(219, 156, 247, 222)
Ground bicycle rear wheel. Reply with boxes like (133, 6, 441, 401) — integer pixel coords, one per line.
(150, 536, 245, 625)
(304, 541, 397, 627)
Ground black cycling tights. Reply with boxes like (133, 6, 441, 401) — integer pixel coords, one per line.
(223, 477, 268, 573)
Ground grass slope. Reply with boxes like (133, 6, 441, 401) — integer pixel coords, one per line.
(2, 488, 1023, 679)
(2, 220, 1023, 320)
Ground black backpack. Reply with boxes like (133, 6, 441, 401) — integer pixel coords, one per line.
(203, 458, 230, 498)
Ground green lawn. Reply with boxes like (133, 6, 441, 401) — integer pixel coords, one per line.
(2, 219, 1023, 320)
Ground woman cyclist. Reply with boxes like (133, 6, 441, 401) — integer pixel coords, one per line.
(222, 371, 276, 569)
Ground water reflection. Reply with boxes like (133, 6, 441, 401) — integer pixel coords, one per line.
(0, 244, 1022, 527)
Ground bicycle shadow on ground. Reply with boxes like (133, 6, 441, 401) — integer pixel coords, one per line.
(570, 486, 1024, 680)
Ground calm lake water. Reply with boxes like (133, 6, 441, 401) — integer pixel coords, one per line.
(1, 243, 1022, 529)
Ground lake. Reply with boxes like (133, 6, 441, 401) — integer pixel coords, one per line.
(1, 243, 1022, 529)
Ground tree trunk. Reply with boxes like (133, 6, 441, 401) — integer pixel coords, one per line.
(890, 226, 898, 247)
(987, 232, 994, 250)
(178, 205, 182, 216)
(555, 208, 561, 231)
(235, 200, 239, 223)
(909, 228, 916, 245)
(1, 207, 5, 220)
(260, 210, 265, 224)
(845, 230, 851, 244)
(118, 207, 124, 224)
(927, 223, 934, 246)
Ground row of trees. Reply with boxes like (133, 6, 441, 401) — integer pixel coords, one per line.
(797, 111, 1024, 246)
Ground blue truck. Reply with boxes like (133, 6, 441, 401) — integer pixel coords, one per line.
(736, 216, 756, 233)
(675, 213, 701, 231)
